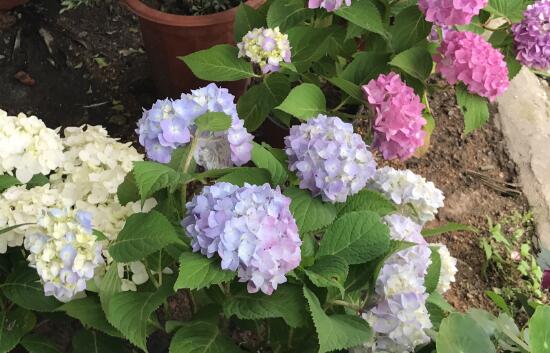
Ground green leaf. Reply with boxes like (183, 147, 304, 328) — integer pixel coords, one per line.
(284, 187, 337, 234)
(72, 330, 129, 353)
(169, 321, 245, 353)
(485, 290, 511, 315)
(335, 0, 389, 39)
(195, 112, 232, 132)
(427, 292, 456, 313)
(234, 3, 265, 42)
(341, 51, 391, 85)
(287, 26, 338, 72)
(425, 246, 441, 293)
(223, 284, 307, 328)
(238, 74, 291, 131)
(60, 296, 121, 337)
(251, 142, 288, 185)
(0, 267, 60, 312)
(106, 280, 174, 352)
(109, 211, 180, 262)
(486, 0, 530, 22)
(303, 287, 373, 353)
(390, 46, 433, 82)
(0, 223, 33, 236)
(317, 211, 390, 265)
(133, 161, 183, 202)
(336, 189, 396, 217)
(0, 174, 21, 192)
(175, 252, 235, 291)
(276, 83, 326, 120)
(422, 222, 479, 237)
(327, 77, 364, 103)
(180, 44, 256, 81)
(217, 167, 272, 186)
(27, 174, 49, 189)
(390, 6, 432, 52)
(437, 313, 496, 353)
(304, 256, 348, 296)
(456, 83, 490, 134)
(117, 173, 140, 206)
(529, 305, 550, 353)
(99, 264, 122, 318)
(20, 334, 60, 353)
(267, 0, 311, 31)
(0, 307, 35, 353)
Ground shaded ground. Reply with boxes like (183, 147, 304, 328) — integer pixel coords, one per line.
(0, 0, 536, 350)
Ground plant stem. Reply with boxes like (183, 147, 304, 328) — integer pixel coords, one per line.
(145, 264, 160, 288)
(287, 328, 294, 349)
(330, 300, 363, 312)
(183, 132, 200, 174)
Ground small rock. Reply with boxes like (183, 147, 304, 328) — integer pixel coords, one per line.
(14, 71, 35, 86)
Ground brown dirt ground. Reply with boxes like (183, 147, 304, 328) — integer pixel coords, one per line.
(0, 0, 537, 351)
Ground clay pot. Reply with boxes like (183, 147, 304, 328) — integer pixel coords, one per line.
(123, 0, 264, 99)
(0, 0, 28, 11)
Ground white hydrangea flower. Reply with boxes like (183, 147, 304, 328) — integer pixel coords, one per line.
(369, 167, 444, 224)
(0, 185, 63, 253)
(434, 243, 458, 294)
(24, 208, 104, 302)
(0, 110, 64, 183)
(237, 27, 292, 73)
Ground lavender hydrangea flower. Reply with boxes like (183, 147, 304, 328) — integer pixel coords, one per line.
(308, 0, 351, 12)
(24, 209, 104, 302)
(182, 183, 301, 295)
(285, 115, 377, 203)
(512, 0, 550, 70)
(137, 84, 253, 169)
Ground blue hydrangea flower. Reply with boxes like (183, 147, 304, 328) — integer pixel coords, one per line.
(285, 115, 377, 203)
(137, 84, 253, 169)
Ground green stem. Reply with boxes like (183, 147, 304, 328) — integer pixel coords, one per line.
(183, 132, 199, 174)
(329, 300, 363, 312)
(287, 328, 294, 349)
(423, 91, 433, 116)
(145, 264, 160, 289)
(188, 290, 197, 315)
(331, 96, 352, 113)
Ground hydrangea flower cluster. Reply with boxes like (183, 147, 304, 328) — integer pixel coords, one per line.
(237, 27, 291, 73)
(512, 0, 550, 70)
(285, 115, 377, 203)
(434, 243, 458, 294)
(362, 73, 426, 161)
(419, 0, 488, 26)
(0, 185, 63, 253)
(0, 110, 64, 183)
(364, 215, 432, 353)
(137, 84, 253, 169)
(434, 30, 510, 101)
(24, 209, 104, 302)
(183, 182, 301, 295)
(369, 167, 445, 225)
(308, 0, 351, 12)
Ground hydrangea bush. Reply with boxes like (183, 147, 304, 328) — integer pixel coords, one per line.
(2, 1, 550, 353)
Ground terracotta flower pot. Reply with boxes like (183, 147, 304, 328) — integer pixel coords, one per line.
(0, 0, 29, 11)
(123, 0, 265, 99)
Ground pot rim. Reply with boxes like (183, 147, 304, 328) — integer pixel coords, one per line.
(122, 0, 264, 27)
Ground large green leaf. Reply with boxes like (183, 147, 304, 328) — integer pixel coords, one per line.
(106, 280, 174, 352)
(109, 211, 180, 262)
(303, 255, 348, 296)
(217, 167, 272, 186)
(0, 307, 35, 353)
(99, 263, 122, 322)
(335, 0, 389, 39)
(0, 174, 21, 192)
(336, 189, 396, 217)
(287, 26, 341, 72)
(317, 211, 390, 265)
(0, 267, 60, 312)
(303, 287, 372, 353)
(456, 84, 490, 134)
(72, 330, 129, 353)
(133, 161, 183, 202)
(437, 313, 496, 353)
(266, 0, 311, 31)
(276, 83, 326, 120)
(390, 46, 433, 81)
(175, 252, 235, 291)
(341, 51, 391, 85)
(251, 142, 288, 185)
(238, 74, 291, 131)
(327, 77, 364, 103)
(169, 321, 245, 353)
(284, 187, 337, 234)
(60, 296, 121, 337)
(390, 6, 432, 52)
(223, 284, 307, 328)
(486, 0, 530, 22)
(20, 334, 60, 353)
(234, 3, 265, 42)
(195, 112, 232, 132)
(422, 222, 479, 237)
(116, 173, 140, 206)
(180, 44, 256, 81)
(530, 305, 550, 353)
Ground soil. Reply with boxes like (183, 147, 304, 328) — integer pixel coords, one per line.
(0, 0, 537, 351)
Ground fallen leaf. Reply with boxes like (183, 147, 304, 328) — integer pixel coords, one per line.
(14, 71, 36, 86)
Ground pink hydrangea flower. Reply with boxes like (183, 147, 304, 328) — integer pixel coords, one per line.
(419, 0, 488, 26)
(362, 73, 426, 161)
(434, 31, 510, 101)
